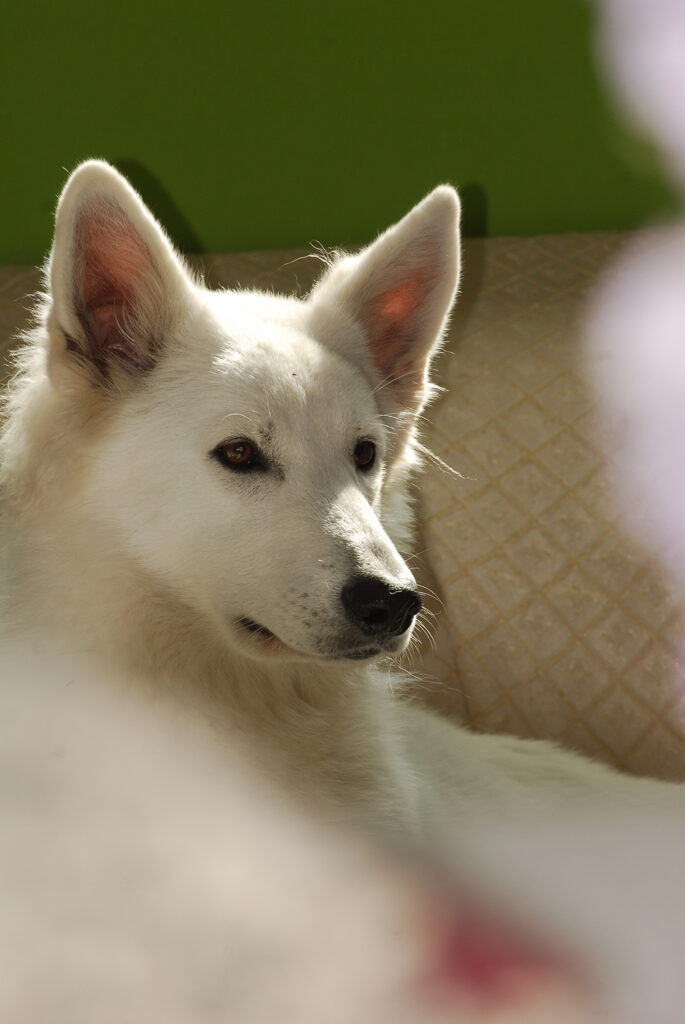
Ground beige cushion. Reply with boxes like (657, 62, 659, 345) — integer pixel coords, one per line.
(419, 234, 685, 780)
(2, 235, 684, 780)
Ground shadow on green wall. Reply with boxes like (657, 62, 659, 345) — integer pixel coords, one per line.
(459, 182, 488, 239)
(116, 159, 491, 257)
(115, 159, 204, 254)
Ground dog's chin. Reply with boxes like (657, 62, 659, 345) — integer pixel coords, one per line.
(231, 617, 411, 664)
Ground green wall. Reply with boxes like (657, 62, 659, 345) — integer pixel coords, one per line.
(2, 0, 676, 264)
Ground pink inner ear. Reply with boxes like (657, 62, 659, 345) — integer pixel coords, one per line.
(369, 265, 432, 378)
(77, 202, 155, 372)
(376, 275, 424, 322)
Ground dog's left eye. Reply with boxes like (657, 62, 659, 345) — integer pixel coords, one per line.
(213, 438, 262, 472)
(354, 440, 376, 471)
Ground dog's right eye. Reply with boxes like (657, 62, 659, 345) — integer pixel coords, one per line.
(213, 438, 263, 472)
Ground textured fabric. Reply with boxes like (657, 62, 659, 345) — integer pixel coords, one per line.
(2, 234, 684, 779)
(419, 235, 685, 780)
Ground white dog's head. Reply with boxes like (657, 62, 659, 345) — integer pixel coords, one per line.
(44, 162, 460, 663)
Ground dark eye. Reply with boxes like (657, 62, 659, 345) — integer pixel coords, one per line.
(214, 438, 261, 472)
(354, 440, 376, 471)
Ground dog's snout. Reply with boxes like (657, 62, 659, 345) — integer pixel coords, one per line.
(341, 576, 421, 638)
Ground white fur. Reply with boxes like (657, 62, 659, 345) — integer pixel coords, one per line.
(0, 162, 676, 842)
(0, 639, 442, 1024)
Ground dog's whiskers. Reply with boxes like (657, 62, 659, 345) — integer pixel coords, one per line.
(220, 411, 260, 428)
(414, 440, 475, 482)
(371, 367, 420, 397)
(417, 585, 444, 611)
(393, 662, 443, 697)
(413, 615, 437, 653)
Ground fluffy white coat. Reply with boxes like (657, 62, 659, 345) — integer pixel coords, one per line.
(0, 162, 674, 840)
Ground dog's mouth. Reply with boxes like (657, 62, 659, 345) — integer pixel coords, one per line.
(236, 618, 397, 663)
(238, 616, 276, 639)
(235, 616, 297, 658)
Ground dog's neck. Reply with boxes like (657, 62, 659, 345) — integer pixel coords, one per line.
(5, 498, 419, 823)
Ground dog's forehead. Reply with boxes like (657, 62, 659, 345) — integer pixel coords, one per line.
(196, 289, 378, 431)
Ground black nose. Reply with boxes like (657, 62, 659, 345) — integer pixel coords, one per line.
(341, 576, 422, 638)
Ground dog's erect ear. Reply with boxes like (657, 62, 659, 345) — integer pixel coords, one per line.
(308, 186, 460, 414)
(48, 160, 193, 382)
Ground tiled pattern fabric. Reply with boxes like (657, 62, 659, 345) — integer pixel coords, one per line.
(2, 235, 684, 779)
(419, 235, 685, 780)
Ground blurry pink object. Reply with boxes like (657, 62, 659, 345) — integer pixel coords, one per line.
(598, 0, 685, 186)
(587, 225, 685, 577)
(589, 2, 685, 586)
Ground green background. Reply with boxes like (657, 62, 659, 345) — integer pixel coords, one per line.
(1, 0, 676, 264)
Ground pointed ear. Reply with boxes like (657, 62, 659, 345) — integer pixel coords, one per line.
(48, 160, 193, 384)
(308, 186, 460, 414)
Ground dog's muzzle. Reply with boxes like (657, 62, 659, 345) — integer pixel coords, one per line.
(341, 576, 421, 638)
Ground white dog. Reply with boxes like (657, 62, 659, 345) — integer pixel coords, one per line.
(0, 162, 675, 839)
